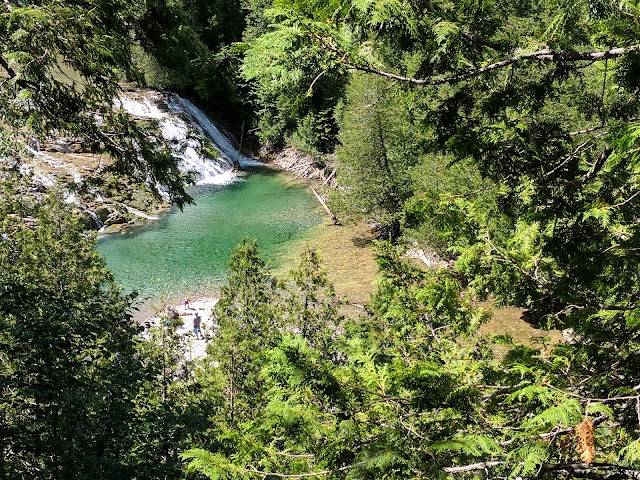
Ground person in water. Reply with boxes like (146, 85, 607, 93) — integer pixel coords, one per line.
(193, 312, 202, 339)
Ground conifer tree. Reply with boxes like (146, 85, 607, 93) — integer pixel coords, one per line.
(0, 174, 148, 478)
(334, 74, 417, 237)
(204, 239, 281, 426)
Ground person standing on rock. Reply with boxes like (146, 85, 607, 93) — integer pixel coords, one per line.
(184, 297, 191, 310)
(193, 312, 202, 339)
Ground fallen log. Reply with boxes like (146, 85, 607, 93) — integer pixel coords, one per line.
(310, 187, 338, 225)
(294, 164, 312, 179)
(321, 168, 337, 186)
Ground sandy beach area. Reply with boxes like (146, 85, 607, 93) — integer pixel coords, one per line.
(144, 296, 219, 361)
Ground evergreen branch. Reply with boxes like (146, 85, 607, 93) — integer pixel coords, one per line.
(0, 55, 38, 90)
(442, 186, 493, 199)
(485, 234, 549, 286)
(459, 30, 505, 51)
(542, 118, 638, 140)
(498, 414, 612, 448)
(538, 462, 640, 479)
(543, 132, 608, 180)
(398, 417, 427, 439)
(612, 190, 640, 208)
(331, 398, 407, 416)
(559, 145, 612, 187)
(542, 381, 640, 404)
(347, 385, 412, 406)
(536, 414, 608, 440)
(363, 80, 398, 108)
(442, 458, 640, 477)
(0, 55, 17, 78)
(274, 452, 316, 459)
(600, 302, 640, 312)
(555, 303, 637, 314)
(478, 382, 533, 401)
(314, 34, 640, 86)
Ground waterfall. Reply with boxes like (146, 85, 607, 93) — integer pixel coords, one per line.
(171, 97, 262, 168)
(83, 209, 105, 231)
(118, 91, 259, 186)
(116, 97, 166, 119)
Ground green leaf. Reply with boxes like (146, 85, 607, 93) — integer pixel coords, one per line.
(429, 434, 501, 456)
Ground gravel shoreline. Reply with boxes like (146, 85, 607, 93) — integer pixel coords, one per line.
(144, 296, 219, 361)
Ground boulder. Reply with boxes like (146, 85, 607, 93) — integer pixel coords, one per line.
(105, 211, 128, 225)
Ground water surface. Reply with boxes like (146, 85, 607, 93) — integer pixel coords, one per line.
(97, 170, 323, 303)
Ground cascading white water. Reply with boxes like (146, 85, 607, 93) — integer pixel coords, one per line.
(118, 92, 257, 185)
(171, 97, 262, 168)
(159, 113, 235, 185)
(117, 97, 166, 119)
(83, 209, 105, 230)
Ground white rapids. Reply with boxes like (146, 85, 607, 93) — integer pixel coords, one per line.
(117, 91, 259, 186)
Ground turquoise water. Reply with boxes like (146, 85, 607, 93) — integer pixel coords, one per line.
(97, 170, 323, 302)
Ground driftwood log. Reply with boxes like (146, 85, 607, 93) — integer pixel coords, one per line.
(310, 187, 338, 225)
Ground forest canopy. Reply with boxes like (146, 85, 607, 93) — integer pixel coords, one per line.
(1, 0, 640, 479)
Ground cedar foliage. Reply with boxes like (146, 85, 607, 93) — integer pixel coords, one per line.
(2, 0, 640, 478)
(0, 175, 146, 478)
(0, 0, 194, 206)
(209, 0, 640, 477)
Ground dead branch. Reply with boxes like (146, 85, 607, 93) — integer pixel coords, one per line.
(310, 186, 338, 224)
(612, 190, 640, 208)
(543, 132, 607, 180)
(321, 168, 336, 186)
(245, 463, 355, 478)
(443, 461, 503, 473)
(274, 452, 316, 459)
(568, 125, 608, 137)
(313, 34, 640, 86)
(561, 145, 612, 187)
(294, 164, 312, 179)
(308, 70, 327, 93)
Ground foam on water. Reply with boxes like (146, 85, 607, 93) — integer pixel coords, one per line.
(116, 97, 166, 119)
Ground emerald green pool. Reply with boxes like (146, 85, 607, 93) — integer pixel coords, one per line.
(97, 169, 323, 303)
